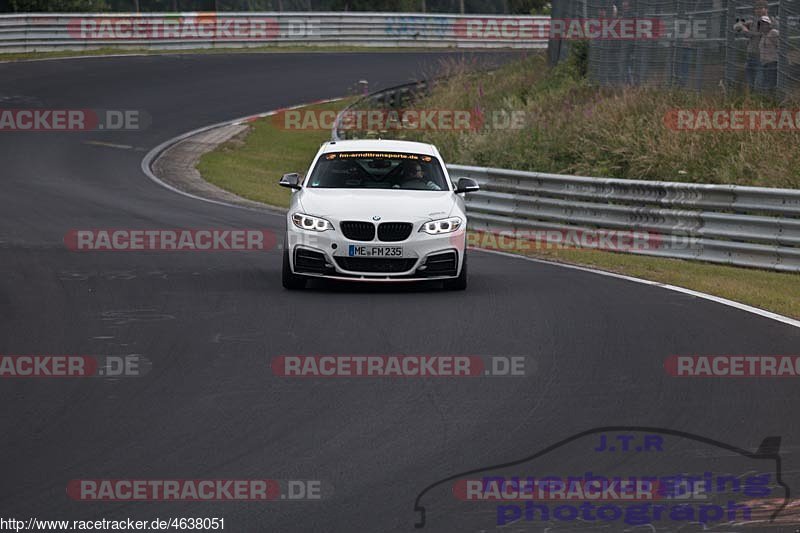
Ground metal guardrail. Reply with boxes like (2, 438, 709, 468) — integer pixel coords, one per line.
(453, 166, 800, 272)
(332, 82, 800, 272)
(0, 13, 549, 53)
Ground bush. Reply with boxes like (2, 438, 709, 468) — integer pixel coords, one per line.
(405, 55, 800, 188)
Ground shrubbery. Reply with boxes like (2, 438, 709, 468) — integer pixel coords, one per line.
(407, 53, 800, 188)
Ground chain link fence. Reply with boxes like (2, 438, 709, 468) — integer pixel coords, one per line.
(551, 0, 800, 101)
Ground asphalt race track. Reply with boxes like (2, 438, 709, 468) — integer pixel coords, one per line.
(1, 52, 799, 532)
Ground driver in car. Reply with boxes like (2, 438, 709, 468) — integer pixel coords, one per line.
(395, 161, 440, 190)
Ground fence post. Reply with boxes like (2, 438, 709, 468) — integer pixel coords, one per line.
(777, 0, 787, 100)
(724, 0, 736, 90)
(672, 0, 685, 87)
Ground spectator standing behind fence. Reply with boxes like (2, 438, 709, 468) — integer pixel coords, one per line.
(733, 1, 768, 90)
(759, 16, 779, 92)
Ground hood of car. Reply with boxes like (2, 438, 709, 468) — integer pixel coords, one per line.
(297, 189, 457, 222)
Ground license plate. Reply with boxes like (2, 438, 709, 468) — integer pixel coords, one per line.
(348, 245, 403, 257)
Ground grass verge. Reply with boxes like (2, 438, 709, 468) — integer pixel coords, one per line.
(197, 99, 352, 209)
(0, 46, 464, 63)
(196, 99, 800, 319)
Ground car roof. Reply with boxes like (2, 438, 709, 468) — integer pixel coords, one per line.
(319, 139, 438, 157)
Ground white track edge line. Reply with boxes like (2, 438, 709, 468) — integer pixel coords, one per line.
(140, 99, 800, 330)
(474, 248, 800, 329)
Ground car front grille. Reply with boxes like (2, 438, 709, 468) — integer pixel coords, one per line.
(340, 221, 375, 241)
(377, 222, 413, 242)
(334, 257, 417, 273)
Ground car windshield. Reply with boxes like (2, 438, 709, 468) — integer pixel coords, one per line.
(307, 151, 449, 191)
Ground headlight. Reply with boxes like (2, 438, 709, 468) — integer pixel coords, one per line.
(292, 213, 334, 232)
(420, 216, 463, 235)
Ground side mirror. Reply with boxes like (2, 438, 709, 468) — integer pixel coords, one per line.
(455, 177, 480, 194)
(279, 172, 302, 190)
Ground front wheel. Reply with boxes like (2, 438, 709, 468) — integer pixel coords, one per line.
(443, 252, 467, 291)
(282, 247, 307, 290)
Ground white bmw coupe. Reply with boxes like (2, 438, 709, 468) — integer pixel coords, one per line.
(280, 139, 479, 290)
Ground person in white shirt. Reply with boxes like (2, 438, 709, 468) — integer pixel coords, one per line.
(758, 16, 779, 91)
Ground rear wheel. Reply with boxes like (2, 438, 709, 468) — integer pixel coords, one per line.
(443, 252, 467, 291)
(282, 247, 307, 290)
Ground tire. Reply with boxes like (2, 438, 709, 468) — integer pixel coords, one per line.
(443, 252, 468, 291)
(282, 247, 307, 290)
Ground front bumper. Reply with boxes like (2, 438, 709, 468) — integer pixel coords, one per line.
(286, 223, 465, 280)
